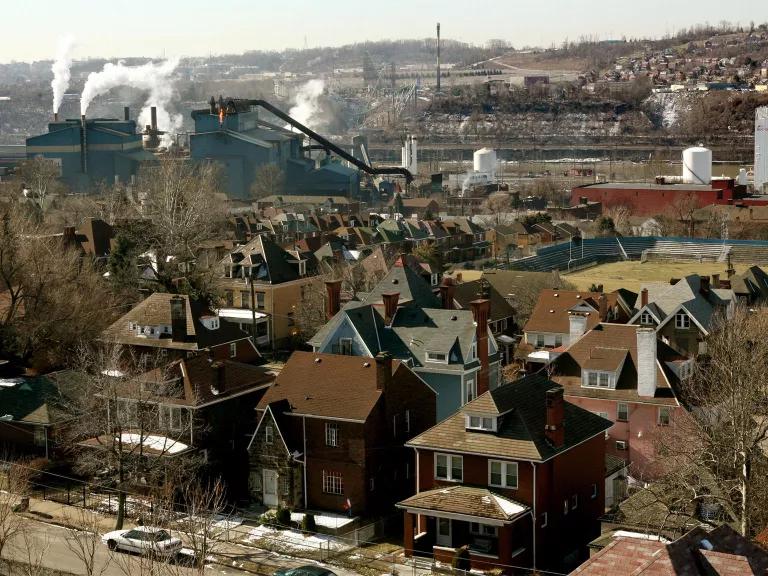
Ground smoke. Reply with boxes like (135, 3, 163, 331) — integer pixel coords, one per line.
(80, 58, 182, 146)
(51, 36, 76, 114)
(287, 79, 325, 129)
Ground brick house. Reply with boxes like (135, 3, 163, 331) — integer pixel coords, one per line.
(399, 373, 612, 573)
(550, 323, 686, 478)
(247, 351, 436, 517)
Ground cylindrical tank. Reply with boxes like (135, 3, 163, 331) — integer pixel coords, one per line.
(682, 146, 712, 185)
(473, 148, 497, 175)
(738, 168, 748, 186)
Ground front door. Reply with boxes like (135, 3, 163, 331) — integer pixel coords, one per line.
(263, 469, 278, 507)
(436, 517, 452, 547)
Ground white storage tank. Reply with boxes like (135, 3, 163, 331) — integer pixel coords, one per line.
(682, 146, 712, 185)
(473, 147, 497, 176)
(738, 168, 748, 186)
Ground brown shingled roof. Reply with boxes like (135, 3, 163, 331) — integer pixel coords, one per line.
(397, 485, 529, 523)
(524, 289, 622, 334)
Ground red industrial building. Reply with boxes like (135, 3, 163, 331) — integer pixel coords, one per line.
(570, 178, 766, 217)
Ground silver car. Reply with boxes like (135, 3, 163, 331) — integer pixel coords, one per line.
(101, 526, 182, 557)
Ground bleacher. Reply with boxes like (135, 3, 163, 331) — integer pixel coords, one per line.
(508, 236, 768, 272)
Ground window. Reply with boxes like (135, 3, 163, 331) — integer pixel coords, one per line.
(540, 513, 548, 528)
(426, 352, 448, 363)
(225, 290, 234, 307)
(470, 523, 498, 536)
(658, 407, 671, 426)
(640, 312, 654, 325)
(617, 402, 629, 422)
(33, 427, 46, 448)
(596, 411, 609, 419)
(675, 312, 690, 329)
(160, 405, 185, 432)
(616, 440, 627, 451)
(584, 371, 613, 389)
(229, 342, 237, 358)
(563, 499, 569, 515)
(488, 461, 518, 489)
(282, 476, 290, 496)
(464, 379, 477, 404)
(325, 422, 339, 447)
(322, 471, 344, 495)
(591, 483, 598, 499)
(431, 273, 439, 286)
(466, 415, 496, 431)
(265, 425, 274, 445)
(240, 291, 250, 309)
(255, 292, 266, 310)
(571, 494, 578, 510)
(339, 338, 353, 355)
(555, 334, 563, 347)
(435, 453, 463, 482)
(405, 410, 411, 433)
(536, 334, 545, 347)
(298, 260, 307, 277)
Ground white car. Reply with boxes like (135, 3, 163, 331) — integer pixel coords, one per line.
(101, 526, 182, 557)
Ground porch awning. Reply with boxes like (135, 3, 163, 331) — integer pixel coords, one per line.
(397, 485, 529, 526)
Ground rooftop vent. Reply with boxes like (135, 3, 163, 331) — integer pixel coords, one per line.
(450, 315, 457, 321)
(554, 293, 559, 297)
(363, 362, 371, 367)
(392, 279, 399, 284)
(314, 358, 322, 363)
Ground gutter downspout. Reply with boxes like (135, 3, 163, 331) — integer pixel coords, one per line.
(302, 416, 308, 509)
(531, 461, 537, 571)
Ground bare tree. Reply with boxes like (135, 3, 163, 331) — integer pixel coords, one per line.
(15, 157, 64, 210)
(250, 164, 285, 201)
(0, 460, 30, 560)
(62, 508, 114, 576)
(651, 306, 768, 536)
(603, 204, 634, 235)
(480, 194, 514, 228)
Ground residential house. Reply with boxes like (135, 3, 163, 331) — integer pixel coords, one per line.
(442, 217, 491, 262)
(81, 354, 276, 498)
(217, 235, 321, 349)
(399, 373, 612, 572)
(550, 323, 686, 477)
(517, 290, 635, 367)
(629, 275, 735, 357)
(487, 222, 526, 259)
(101, 292, 260, 363)
(255, 195, 359, 215)
(388, 197, 441, 219)
(571, 525, 768, 575)
(729, 266, 768, 305)
(309, 260, 501, 421)
(247, 351, 436, 516)
(62, 217, 114, 261)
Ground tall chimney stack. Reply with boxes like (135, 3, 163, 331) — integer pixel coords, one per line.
(80, 114, 88, 175)
(598, 293, 608, 322)
(382, 292, 400, 325)
(436, 23, 441, 95)
(325, 279, 342, 320)
(170, 296, 188, 342)
(375, 352, 392, 392)
(150, 106, 158, 132)
(545, 387, 565, 448)
(636, 327, 658, 398)
(641, 288, 649, 308)
(470, 299, 491, 395)
(124, 106, 130, 121)
(439, 277, 455, 310)
(54, 112, 59, 122)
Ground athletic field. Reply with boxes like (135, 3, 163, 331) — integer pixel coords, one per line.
(563, 260, 752, 293)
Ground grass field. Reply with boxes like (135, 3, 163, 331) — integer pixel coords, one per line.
(563, 260, 752, 293)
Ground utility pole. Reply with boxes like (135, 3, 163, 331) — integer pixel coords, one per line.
(436, 22, 441, 95)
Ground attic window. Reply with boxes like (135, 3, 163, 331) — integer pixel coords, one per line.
(466, 414, 496, 432)
(426, 351, 448, 364)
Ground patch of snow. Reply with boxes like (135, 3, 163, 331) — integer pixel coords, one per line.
(613, 530, 670, 543)
(0, 378, 22, 388)
(246, 525, 350, 552)
(101, 369, 125, 378)
(119, 433, 189, 454)
(492, 494, 527, 517)
(289, 511, 355, 529)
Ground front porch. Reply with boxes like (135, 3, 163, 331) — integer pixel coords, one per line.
(398, 485, 532, 574)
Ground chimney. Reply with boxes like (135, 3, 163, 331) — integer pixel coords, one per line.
(711, 274, 720, 288)
(439, 277, 455, 310)
(545, 387, 565, 448)
(123, 106, 130, 121)
(209, 96, 216, 115)
(456, 272, 463, 283)
(150, 106, 158, 132)
(470, 299, 491, 395)
(80, 114, 88, 175)
(636, 327, 658, 398)
(324, 279, 342, 320)
(568, 312, 588, 345)
(62, 226, 76, 246)
(375, 352, 392, 392)
(170, 296, 187, 343)
(700, 275, 710, 295)
(641, 288, 649, 307)
(54, 112, 59, 122)
(598, 294, 608, 322)
(382, 292, 400, 325)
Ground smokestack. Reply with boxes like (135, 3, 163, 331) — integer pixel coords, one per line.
(325, 279, 342, 320)
(545, 387, 565, 448)
(470, 299, 491, 395)
(439, 277, 455, 310)
(124, 106, 130, 121)
(375, 352, 392, 392)
(170, 296, 187, 343)
(54, 112, 59, 122)
(382, 292, 400, 325)
(150, 106, 158, 131)
(80, 114, 88, 175)
(436, 22, 441, 95)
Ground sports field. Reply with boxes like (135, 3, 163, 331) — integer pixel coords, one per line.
(563, 260, 752, 293)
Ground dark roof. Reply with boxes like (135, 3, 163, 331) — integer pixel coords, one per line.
(360, 259, 440, 308)
(222, 235, 308, 284)
(453, 279, 514, 323)
(0, 373, 77, 425)
(408, 372, 612, 462)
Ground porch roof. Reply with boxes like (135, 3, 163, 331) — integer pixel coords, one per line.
(397, 486, 529, 525)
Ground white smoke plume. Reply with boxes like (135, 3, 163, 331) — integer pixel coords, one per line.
(51, 36, 76, 115)
(80, 58, 182, 146)
(287, 79, 325, 129)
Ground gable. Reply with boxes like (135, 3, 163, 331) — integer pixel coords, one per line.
(248, 404, 291, 456)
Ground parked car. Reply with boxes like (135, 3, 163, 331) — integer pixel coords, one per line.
(101, 526, 182, 557)
(273, 567, 338, 576)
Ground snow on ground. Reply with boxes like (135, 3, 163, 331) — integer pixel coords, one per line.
(119, 433, 189, 454)
(290, 511, 355, 530)
(246, 525, 351, 552)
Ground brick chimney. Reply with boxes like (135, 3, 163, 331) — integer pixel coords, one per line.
(641, 288, 649, 307)
(439, 277, 456, 310)
(598, 294, 608, 322)
(636, 327, 657, 398)
(700, 275, 710, 296)
(545, 387, 565, 448)
(382, 292, 400, 325)
(325, 280, 342, 320)
(62, 226, 76, 247)
(711, 274, 720, 289)
(470, 299, 491, 395)
(375, 352, 392, 392)
(170, 296, 187, 342)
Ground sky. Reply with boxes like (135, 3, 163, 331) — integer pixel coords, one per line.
(3, 0, 768, 63)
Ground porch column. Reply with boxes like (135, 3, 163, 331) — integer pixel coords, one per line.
(498, 524, 513, 568)
(404, 512, 415, 558)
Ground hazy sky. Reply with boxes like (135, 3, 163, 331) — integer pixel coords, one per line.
(3, 0, 768, 63)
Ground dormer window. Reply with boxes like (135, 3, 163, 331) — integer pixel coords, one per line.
(426, 351, 448, 364)
(298, 260, 307, 277)
(640, 312, 654, 325)
(675, 312, 691, 329)
(466, 414, 496, 431)
(128, 322, 137, 331)
(583, 370, 615, 389)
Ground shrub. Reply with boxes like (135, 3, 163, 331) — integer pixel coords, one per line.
(452, 545, 471, 571)
(302, 512, 317, 532)
(275, 506, 291, 527)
